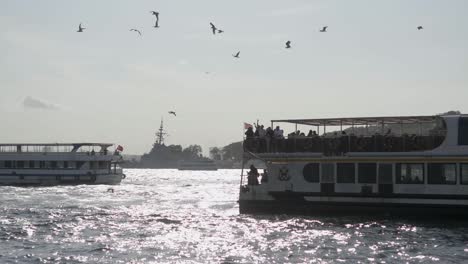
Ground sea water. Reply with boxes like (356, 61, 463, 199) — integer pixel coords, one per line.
(0, 169, 467, 263)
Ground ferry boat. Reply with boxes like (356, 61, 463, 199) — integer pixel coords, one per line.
(239, 114, 468, 217)
(0, 143, 125, 186)
(178, 160, 218, 171)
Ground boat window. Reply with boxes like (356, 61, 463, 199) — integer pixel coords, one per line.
(39, 161, 45, 169)
(358, 163, 377, 183)
(30, 161, 37, 168)
(428, 163, 456, 184)
(458, 117, 468, 145)
(50, 161, 57, 169)
(5, 161, 12, 169)
(90, 161, 98, 169)
(67, 161, 75, 169)
(396, 163, 424, 184)
(378, 164, 393, 184)
(16, 161, 24, 169)
(321, 163, 335, 183)
(99, 161, 109, 169)
(63, 161, 68, 169)
(303, 163, 319, 183)
(337, 163, 355, 183)
(460, 164, 468, 185)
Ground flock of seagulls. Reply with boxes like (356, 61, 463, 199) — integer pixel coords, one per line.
(74, 12, 428, 132)
(75, 12, 426, 59)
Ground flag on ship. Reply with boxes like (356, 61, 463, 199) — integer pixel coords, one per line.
(116, 145, 124, 152)
(244, 123, 253, 129)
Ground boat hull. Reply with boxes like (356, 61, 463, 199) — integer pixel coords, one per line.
(239, 199, 468, 218)
(0, 173, 124, 186)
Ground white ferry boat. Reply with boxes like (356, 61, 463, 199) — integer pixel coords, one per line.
(0, 143, 125, 185)
(239, 114, 468, 217)
(178, 160, 218, 171)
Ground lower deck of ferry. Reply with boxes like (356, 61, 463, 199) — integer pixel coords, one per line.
(239, 157, 468, 217)
(0, 173, 124, 186)
(239, 198, 468, 217)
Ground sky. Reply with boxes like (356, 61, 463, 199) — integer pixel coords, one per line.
(1, 0, 468, 155)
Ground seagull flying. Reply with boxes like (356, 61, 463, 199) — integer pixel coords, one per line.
(285, 40, 291, 49)
(77, 23, 85, 32)
(130, 29, 142, 36)
(168, 111, 176, 116)
(320, 26, 328, 32)
(210, 22, 224, 35)
(417, 26, 423, 30)
(151, 11, 160, 28)
(233, 51, 240, 58)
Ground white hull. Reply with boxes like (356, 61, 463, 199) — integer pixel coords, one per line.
(0, 173, 124, 185)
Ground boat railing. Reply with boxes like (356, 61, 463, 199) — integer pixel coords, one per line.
(243, 134, 446, 155)
(0, 148, 114, 156)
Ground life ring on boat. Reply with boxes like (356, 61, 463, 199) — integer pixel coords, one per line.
(278, 167, 290, 181)
(356, 137, 367, 151)
(121, 174, 126, 179)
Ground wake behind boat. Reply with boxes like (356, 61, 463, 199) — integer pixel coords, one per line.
(0, 143, 125, 186)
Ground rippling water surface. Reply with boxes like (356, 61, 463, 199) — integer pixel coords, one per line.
(1, 169, 468, 263)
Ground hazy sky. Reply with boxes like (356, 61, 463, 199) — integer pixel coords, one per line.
(2, 0, 468, 154)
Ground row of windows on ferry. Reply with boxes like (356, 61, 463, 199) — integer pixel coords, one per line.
(0, 161, 110, 170)
(301, 163, 468, 185)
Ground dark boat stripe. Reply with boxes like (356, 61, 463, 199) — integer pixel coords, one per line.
(269, 191, 468, 200)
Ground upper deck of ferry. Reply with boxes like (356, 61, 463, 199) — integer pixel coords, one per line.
(243, 114, 468, 156)
(0, 143, 113, 154)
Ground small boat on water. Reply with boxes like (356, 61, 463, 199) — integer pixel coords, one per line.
(178, 160, 218, 171)
(239, 114, 468, 217)
(0, 143, 125, 186)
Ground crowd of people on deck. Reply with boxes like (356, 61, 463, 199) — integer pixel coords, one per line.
(244, 124, 445, 155)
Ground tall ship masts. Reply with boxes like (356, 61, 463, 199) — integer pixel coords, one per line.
(155, 118, 167, 146)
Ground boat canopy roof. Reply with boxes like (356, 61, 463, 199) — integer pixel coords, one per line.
(0, 143, 113, 148)
(272, 115, 440, 127)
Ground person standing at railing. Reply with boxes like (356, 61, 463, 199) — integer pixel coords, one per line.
(272, 126, 283, 152)
(248, 165, 259, 185)
(257, 125, 266, 152)
(265, 127, 274, 152)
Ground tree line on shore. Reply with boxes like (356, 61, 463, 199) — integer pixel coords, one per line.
(123, 141, 243, 169)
